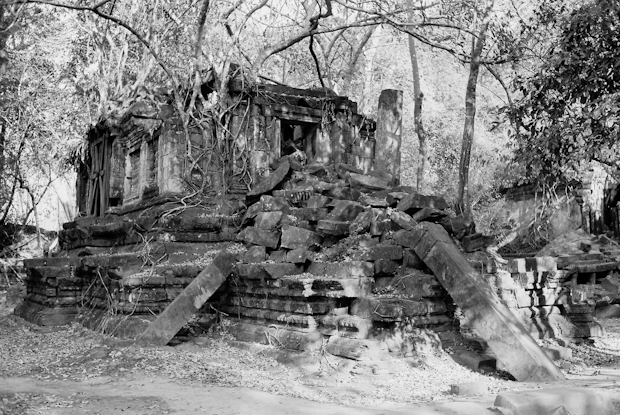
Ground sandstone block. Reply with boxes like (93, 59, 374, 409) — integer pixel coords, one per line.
(236, 227, 280, 249)
(280, 225, 322, 250)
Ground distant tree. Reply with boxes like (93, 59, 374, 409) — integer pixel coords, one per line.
(509, 0, 620, 184)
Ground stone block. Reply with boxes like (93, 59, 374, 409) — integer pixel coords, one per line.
(389, 211, 418, 231)
(236, 227, 280, 249)
(360, 195, 389, 208)
(305, 195, 332, 209)
(228, 321, 323, 352)
(254, 211, 283, 230)
(240, 246, 267, 263)
(542, 345, 573, 360)
(348, 172, 390, 192)
(375, 271, 444, 299)
(317, 220, 349, 236)
(231, 296, 335, 315)
(269, 249, 287, 263)
(411, 207, 447, 222)
(403, 249, 425, 269)
(306, 261, 374, 278)
(262, 263, 304, 278)
(462, 233, 496, 253)
(327, 186, 361, 201)
(370, 220, 391, 236)
(327, 200, 365, 222)
(280, 225, 322, 250)
(349, 210, 373, 234)
(289, 207, 329, 222)
(259, 195, 291, 212)
(286, 249, 312, 264)
(494, 388, 614, 415)
(413, 222, 564, 382)
(247, 159, 290, 197)
(374, 259, 400, 275)
(397, 194, 448, 213)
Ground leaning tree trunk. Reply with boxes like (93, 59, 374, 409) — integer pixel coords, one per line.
(457, 1, 494, 218)
(406, 0, 426, 192)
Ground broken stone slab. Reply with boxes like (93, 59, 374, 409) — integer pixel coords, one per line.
(493, 388, 614, 415)
(240, 246, 267, 263)
(259, 195, 291, 212)
(306, 261, 374, 278)
(288, 207, 329, 222)
(506, 257, 558, 273)
(317, 220, 349, 236)
(349, 210, 373, 234)
(412, 222, 565, 382)
(359, 195, 389, 208)
(350, 297, 447, 321)
(327, 200, 365, 222)
(305, 195, 332, 209)
(397, 194, 448, 213)
(236, 227, 280, 249)
(137, 252, 236, 346)
(327, 186, 361, 201)
(389, 210, 418, 231)
(370, 219, 391, 236)
(269, 249, 287, 263)
(280, 225, 322, 250)
(402, 249, 426, 269)
(247, 159, 290, 197)
(254, 211, 283, 230)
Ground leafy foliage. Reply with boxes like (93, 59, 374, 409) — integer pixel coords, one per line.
(509, 0, 620, 184)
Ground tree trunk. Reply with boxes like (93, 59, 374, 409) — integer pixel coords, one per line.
(457, 1, 494, 218)
(406, 0, 425, 192)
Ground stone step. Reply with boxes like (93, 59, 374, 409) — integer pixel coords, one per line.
(229, 295, 336, 315)
(350, 296, 447, 321)
(233, 276, 373, 298)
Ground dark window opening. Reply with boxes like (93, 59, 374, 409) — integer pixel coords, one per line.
(280, 121, 318, 161)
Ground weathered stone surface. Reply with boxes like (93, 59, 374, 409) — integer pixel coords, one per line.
(594, 304, 620, 319)
(236, 227, 280, 249)
(349, 210, 373, 234)
(235, 263, 270, 279)
(305, 195, 331, 209)
(389, 211, 417, 231)
(348, 172, 390, 192)
(506, 257, 558, 273)
(449, 382, 491, 396)
(541, 344, 572, 360)
(350, 297, 446, 321)
(317, 220, 349, 236)
(374, 271, 444, 299)
(374, 259, 400, 275)
(240, 246, 267, 263)
(412, 222, 564, 382)
(556, 253, 605, 269)
(289, 207, 329, 222)
(370, 219, 391, 236)
(137, 252, 236, 345)
(269, 249, 287, 263)
(247, 159, 290, 197)
(262, 263, 304, 278)
(280, 225, 322, 250)
(494, 388, 614, 415)
(392, 229, 422, 248)
(231, 296, 335, 315)
(327, 200, 365, 222)
(499, 287, 571, 308)
(307, 261, 374, 278)
(238, 276, 373, 298)
(360, 195, 389, 208)
(282, 249, 308, 264)
(13, 300, 77, 326)
(254, 211, 283, 230)
(397, 194, 448, 213)
(228, 321, 322, 351)
(402, 249, 425, 269)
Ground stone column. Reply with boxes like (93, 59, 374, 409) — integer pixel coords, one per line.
(374, 89, 403, 185)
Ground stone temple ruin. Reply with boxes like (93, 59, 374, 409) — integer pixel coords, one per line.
(13, 80, 618, 382)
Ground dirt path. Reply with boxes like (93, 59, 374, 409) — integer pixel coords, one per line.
(1, 375, 503, 415)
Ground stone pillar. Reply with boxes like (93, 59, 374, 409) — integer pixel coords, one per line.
(374, 89, 402, 185)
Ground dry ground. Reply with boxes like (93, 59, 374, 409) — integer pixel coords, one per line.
(2, 292, 620, 415)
